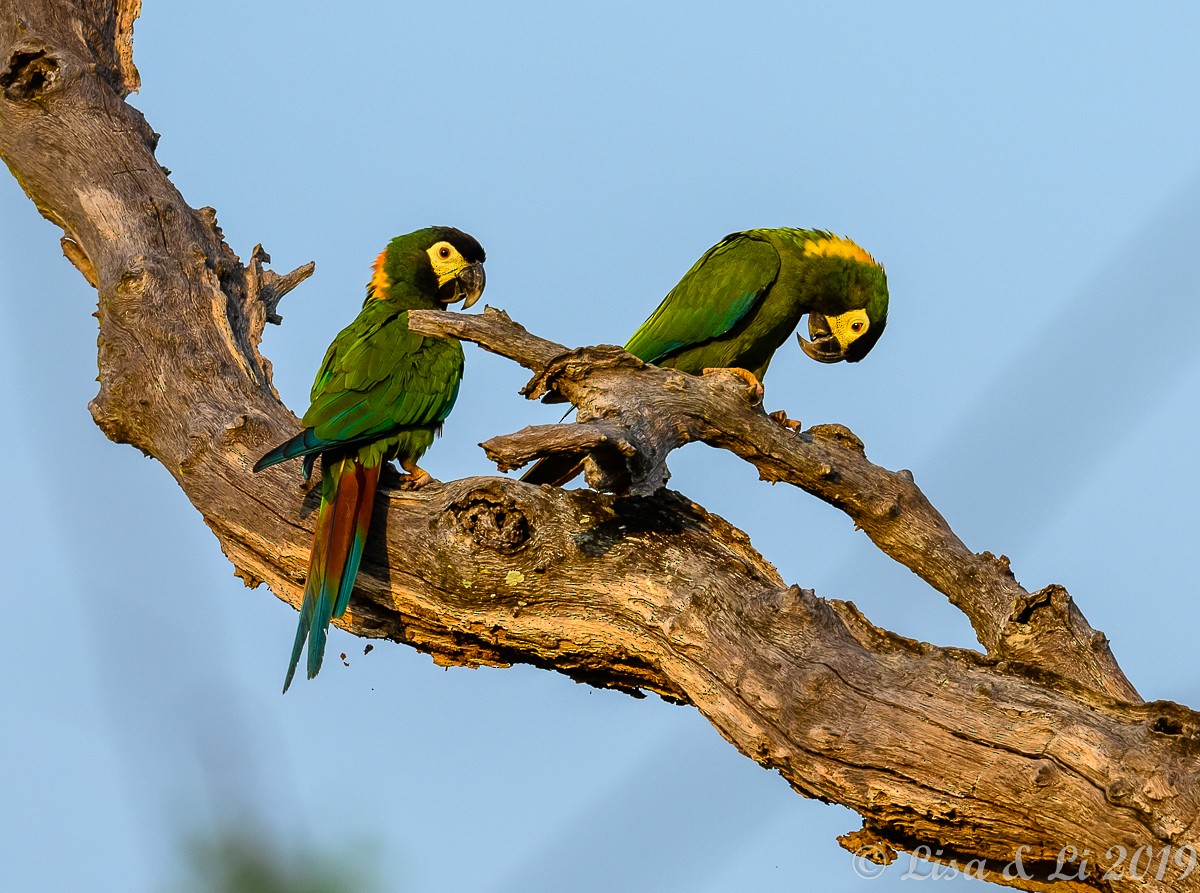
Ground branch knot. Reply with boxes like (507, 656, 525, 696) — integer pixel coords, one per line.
(2, 45, 60, 102)
(448, 483, 531, 554)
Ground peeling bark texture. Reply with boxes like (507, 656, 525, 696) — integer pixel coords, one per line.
(3, 3, 1199, 891)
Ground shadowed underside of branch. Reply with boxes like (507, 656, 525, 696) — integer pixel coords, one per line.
(4, 3, 1200, 891)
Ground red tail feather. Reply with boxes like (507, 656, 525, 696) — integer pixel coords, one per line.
(284, 454, 380, 691)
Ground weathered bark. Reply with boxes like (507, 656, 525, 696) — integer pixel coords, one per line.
(409, 309, 1140, 703)
(3, 3, 1199, 890)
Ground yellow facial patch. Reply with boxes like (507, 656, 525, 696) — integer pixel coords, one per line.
(426, 241, 468, 285)
(368, 249, 391, 300)
(827, 309, 870, 349)
(804, 235, 880, 268)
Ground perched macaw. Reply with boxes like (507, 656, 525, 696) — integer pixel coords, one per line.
(255, 226, 485, 692)
(521, 227, 888, 486)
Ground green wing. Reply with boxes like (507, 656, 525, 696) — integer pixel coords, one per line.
(301, 304, 463, 448)
(623, 233, 781, 364)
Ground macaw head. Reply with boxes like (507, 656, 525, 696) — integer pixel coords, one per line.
(794, 234, 888, 364)
(369, 226, 486, 309)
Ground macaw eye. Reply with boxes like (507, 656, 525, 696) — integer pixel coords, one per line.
(851, 321, 864, 333)
(438, 246, 451, 259)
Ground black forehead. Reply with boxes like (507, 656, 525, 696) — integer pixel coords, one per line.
(425, 226, 486, 263)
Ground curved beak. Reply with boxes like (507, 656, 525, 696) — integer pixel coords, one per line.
(440, 261, 486, 309)
(797, 311, 847, 364)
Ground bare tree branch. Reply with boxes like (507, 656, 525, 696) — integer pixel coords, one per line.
(410, 308, 1138, 702)
(3, 3, 1198, 890)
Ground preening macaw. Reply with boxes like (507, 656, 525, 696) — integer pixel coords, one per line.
(521, 227, 888, 486)
(255, 226, 485, 691)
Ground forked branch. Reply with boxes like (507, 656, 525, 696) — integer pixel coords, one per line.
(2, 3, 1196, 891)
(409, 308, 1138, 703)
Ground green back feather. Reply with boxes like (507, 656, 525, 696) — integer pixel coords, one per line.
(624, 233, 781, 365)
(301, 300, 464, 465)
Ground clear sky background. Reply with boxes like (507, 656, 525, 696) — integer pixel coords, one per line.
(3, 3, 1200, 891)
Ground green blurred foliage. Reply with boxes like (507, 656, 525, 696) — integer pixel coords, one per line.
(167, 829, 383, 893)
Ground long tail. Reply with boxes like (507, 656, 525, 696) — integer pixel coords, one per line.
(283, 454, 380, 693)
(519, 453, 586, 487)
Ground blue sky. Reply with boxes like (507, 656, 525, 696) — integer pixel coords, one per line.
(3, 3, 1200, 890)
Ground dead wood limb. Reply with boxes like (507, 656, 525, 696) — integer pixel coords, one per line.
(3, 3, 1195, 890)
(409, 308, 1139, 704)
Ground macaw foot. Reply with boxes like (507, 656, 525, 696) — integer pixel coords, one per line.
(398, 462, 435, 490)
(702, 366, 764, 405)
(768, 409, 803, 432)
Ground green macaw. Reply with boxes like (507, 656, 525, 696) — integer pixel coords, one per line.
(521, 227, 888, 486)
(254, 226, 486, 692)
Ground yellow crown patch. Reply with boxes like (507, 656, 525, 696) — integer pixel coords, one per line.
(804, 235, 880, 269)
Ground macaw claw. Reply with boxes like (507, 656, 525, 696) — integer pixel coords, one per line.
(768, 409, 802, 432)
(398, 464, 435, 490)
(703, 366, 764, 405)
